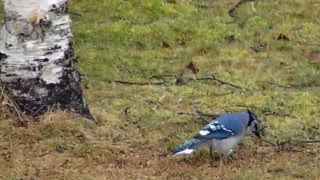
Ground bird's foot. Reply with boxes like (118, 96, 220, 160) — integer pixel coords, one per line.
(209, 154, 223, 167)
(228, 154, 237, 161)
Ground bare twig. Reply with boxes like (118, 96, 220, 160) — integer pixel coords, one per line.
(263, 110, 297, 118)
(106, 80, 167, 86)
(193, 74, 247, 90)
(260, 138, 276, 146)
(149, 74, 175, 79)
(194, 3, 215, 9)
(292, 140, 320, 146)
(0, 85, 23, 120)
(177, 111, 218, 119)
(272, 139, 320, 153)
(270, 82, 314, 89)
(108, 73, 246, 90)
(69, 11, 82, 17)
(229, 0, 258, 18)
(275, 140, 301, 152)
(0, 85, 30, 128)
(212, 74, 247, 90)
(211, 92, 235, 96)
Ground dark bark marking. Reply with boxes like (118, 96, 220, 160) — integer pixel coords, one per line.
(21, 64, 43, 72)
(0, 52, 8, 61)
(4, 74, 15, 77)
(50, 1, 69, 14)
(4, 71, 91, 118)
(5, 43, 12, 48)
(46, 45, 62, 51)
(43, 45, 62, 55)
(44, 51, 53, 55)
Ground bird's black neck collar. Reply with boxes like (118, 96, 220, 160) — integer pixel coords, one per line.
(247, 110, 255, 127)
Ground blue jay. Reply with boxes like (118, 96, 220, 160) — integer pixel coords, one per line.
(172, 110, 261, 156)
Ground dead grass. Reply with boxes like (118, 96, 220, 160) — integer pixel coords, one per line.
(1, 0, 320, 179)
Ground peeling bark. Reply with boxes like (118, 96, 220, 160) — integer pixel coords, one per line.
(0, 0, 92, 118)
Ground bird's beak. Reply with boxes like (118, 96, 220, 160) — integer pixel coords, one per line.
(253, 131, 263, 146)
(253, 131, 261, 139)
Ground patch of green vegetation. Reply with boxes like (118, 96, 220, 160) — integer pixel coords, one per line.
(1, 0, 320, 179)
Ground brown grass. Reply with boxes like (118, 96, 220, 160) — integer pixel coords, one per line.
(0, 110, 319, 179)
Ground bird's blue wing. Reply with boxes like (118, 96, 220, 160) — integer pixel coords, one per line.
(193, 121, 235, 140)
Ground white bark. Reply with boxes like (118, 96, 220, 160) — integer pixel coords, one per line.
(1, 0, 70, 84)
(0, 0, 91, 118)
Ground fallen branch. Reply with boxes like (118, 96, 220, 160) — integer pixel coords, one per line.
(177, 111, 219, 119)
(69, 11, 82, 17)
(211, 92, 235, 96)
(292, 140, 320, 146)
(106, 80, 167, 86)
(208, 74, 247, 90)
(273, 139, 320, 153)
(260, 138, 276, 146)
(108, 74, 247, 90)
(149, 74, 175, 79)
(193, 3, 215, 9)
(229, 0, 258, 18)
(175, 74, 247, 90)
(270, 82, 317, 89)
(263, 110, 297, 119)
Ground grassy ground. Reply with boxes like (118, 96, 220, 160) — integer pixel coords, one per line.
(1, 0, 320, 179)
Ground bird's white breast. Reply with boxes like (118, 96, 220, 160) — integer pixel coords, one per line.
(210, 135, 244, 155)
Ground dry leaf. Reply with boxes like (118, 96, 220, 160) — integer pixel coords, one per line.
(307, 80, 320, 87)
(261, 83, 270, 90)
(167, 0, 178, 3)
(251, 42, 267, 52)
(185, 61, 200, 75)
(162, 41, 170, 48)
(11, 119, 29, 128)
(76, 133, 87, 143)
(277, 33, 290, 41)
(286, 76, 294, 82)
(308, 50, 320, 64)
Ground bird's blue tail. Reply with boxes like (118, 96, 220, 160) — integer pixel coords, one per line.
(171, 139, 205, 155)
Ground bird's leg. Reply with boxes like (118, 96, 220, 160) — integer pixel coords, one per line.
(209, 146, 215, 166)
(228, 154, 236, 161)
(209, 146, 221, 167)
(218, 154, 223, 172)
(227, 150, 237, 162)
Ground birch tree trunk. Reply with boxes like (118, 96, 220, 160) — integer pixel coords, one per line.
(0, 0, 92, 118)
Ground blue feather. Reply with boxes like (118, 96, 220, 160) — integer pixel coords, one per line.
(171, 139, 205, 154)
(193, 121, 235, 140)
